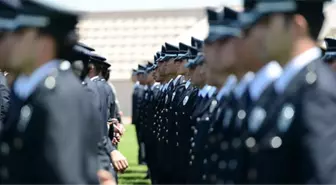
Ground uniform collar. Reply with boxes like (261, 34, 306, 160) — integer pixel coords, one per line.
(274, 47, 321, 94)
(198, 85, 206, 97)
(14, 59, 60, 100)
(185, 80, 191, 89)
(234, 72, 255, 99)
(207, 86, 217, 98)
(216, 75, 238, 101)
(173, 75, 182, 86)
(151, 82, 160, 90)
(201, 85, 211, 98)
(90, 75, 100, 81)
(249, 61, 282, 101)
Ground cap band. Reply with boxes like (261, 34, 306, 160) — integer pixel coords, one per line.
(256, 1, 297, 13)
(209, 25, 241, 37)
(163, 54, 178, 57)
(239, 12, 259, 26)
(0, 17, 17, 30)
(16, 14, 49, 27)
(326, 51, 336, 55)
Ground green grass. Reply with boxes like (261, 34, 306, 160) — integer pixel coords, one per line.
(118, 124, 151, 185)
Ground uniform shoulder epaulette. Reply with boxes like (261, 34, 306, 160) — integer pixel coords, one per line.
(43, 61, 71, 90)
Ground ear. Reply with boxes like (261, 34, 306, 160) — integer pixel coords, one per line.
(293, 14, 308, 37)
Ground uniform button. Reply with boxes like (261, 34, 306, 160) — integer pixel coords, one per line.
(237, 110, 246, 120)
(175, 112, 178, 116)
(220, 141, 228, 150)
(245, 137, 256, 148)
(205, 117, 209, 121)
(210, 153, 218, 162)
(176, 143, 179, 147)
(191, 142, 195, 147)
(176, 132, 178, 136)
(203, 159, 207, 164)
(189, 149, 192, 154)
(60, 60, 71, 70)
(196, 117, 200, 122)
(202, 174, 207, 180)
(0, 166, 8, 179)
(270, 136, 282, 148)
(228, 160, 237, 170)
(14, 138, 23, 150)
(218, 160, 227, 169)
(166, 140, 168, 143)
(248, 168, 257, 180)
(189, 161, 192, 166)
(20, 105, 32, 119)
(191, 155, 195, 160)
(0, 143, 9, 155)
(190, 137, 194, 142)
(232, 138, 241, 148)
(44, 76, 56, 89)
(194, 129, 198, 134)
(166, 129, 168, 133)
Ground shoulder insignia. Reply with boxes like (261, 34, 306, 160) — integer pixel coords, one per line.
(235, 109, 246, 128)
(59, 60, 71, 71)
(183, 96, 189, 106)
(215, 107, 222, 120)
(165, 94, 169, 103)
(17, 105, 33, 132)
(209, 100, 217, 113)
(222, 108, 233, 128)
(172, 92, 176, 102)
(277, 103, 295, 132)
(44, 76, 56, 90)
(248, 106, 266, 133)
(305, 71, 317, 85)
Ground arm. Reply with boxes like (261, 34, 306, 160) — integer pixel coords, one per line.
(42, 93, 90, 183)
(0, 80, 9, 122)
(302, 87, 336, 184)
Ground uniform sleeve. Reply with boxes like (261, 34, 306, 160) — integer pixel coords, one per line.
(0, 83, 9, 122)
(302, 87, 336, 184)
(41, 93, 90, 183)
(104, 136, 116, 153)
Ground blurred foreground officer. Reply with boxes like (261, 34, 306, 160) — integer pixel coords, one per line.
(0, 0, 100, 184)
(323, 38, 336, 71)
(241, 0, 336, 184)
(0, 0, 15, 126)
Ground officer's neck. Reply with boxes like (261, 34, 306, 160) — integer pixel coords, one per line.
(147, 80, 155, 86)
(284, 38, 317, 66)
(212, 72, 228, 89)
(20, 52, 55, 76)
(166, 73, 177, 80)
(235, 71, 248, 81)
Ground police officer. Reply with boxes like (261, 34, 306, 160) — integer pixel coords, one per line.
(0, 0, 101, 183)
(88, 54, 128, 182)
(0, 0, 17, 127)
(241, 0, 336, 184)
(323, 38, 336, 71)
